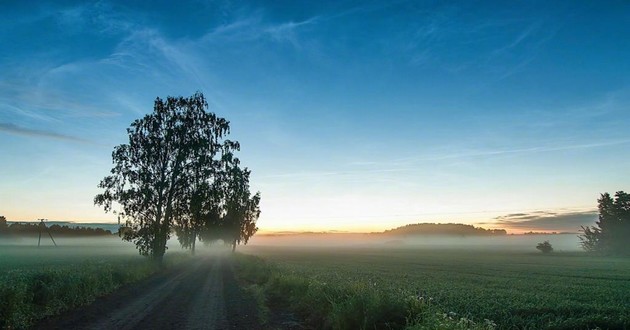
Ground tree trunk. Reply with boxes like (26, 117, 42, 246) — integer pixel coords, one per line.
(191, 229, 197, 256)
(231, 239, 236, 252)
(152, 254, 164, 267)
(152, 227, 168, 266)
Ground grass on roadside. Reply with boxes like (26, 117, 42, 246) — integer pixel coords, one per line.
(0, 252, 189, 329)
(233, 253, 496, 330)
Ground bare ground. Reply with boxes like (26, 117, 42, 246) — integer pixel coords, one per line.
(35, 255, 261, 330)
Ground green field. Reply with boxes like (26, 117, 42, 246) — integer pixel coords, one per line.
(2, 236, 628, 329)
(241, 245, 630, 329)
(0, 237, 138, 268)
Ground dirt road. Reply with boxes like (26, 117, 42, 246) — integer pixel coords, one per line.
(36, 255, 261, 330)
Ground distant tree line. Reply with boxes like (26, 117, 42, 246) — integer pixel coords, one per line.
(380, 223, 507, 236)
(523, 231, 567, 235)
(579, 191, 630, 256)
(0, 217, 112, 237)
(95, 92, 260, 262)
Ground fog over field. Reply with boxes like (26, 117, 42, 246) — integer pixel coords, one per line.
(0, 235, 126, 247)
(245, 233, 582, 252)
(0, 235, 191, 268)
(1, 228, 627, 329)
(0, 232, 582, 255)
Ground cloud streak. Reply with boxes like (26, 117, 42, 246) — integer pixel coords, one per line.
(0, 122, 90, 143)
(360, 139, 630, 169)
(491, 210, 597, 232)
(264, 16, 319, 48)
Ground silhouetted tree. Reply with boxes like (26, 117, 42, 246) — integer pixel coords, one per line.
(0, 216, 7, 233)
(219, 152, 260, 252)
(578, 226, 600, 252)
(95, 92, 244, 262)
(536, 241, 553, 253)
(172, 110, 236, 255)
(579, 191, 630, 255)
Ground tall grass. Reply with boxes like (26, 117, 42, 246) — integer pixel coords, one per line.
(234, 253, 495, 330)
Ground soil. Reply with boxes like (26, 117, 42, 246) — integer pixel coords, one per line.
(35, 255, 261, 330)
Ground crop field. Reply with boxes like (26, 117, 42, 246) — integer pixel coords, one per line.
(240, 245, 630, 329)
(0, 236, 186, 329)
(1, 237, 138, 268)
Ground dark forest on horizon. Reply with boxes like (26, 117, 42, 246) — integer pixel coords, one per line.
(0, 217, 113, 237)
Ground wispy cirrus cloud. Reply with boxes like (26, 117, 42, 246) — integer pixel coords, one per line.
(490, 21, 542, 56)
(199, 12, 321, 49)
(492, 28, 559, 82)
(260, 167, 413, 180)
(265, 16, 319, 47)
(372, 138, 630, 167)
(0, 122, 90, 143)
(0, 80, 120, 121)
(490, 210, 597, 232)
(396, 3, 562, 81)
(54, 1, 135, 35)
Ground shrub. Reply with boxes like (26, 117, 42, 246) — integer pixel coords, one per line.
(536, 241, 553, 253)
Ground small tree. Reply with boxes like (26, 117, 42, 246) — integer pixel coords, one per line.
(536, 241, 553, 253)
(578, 225, 600, 252)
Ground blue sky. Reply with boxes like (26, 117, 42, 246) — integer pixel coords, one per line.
(1, 1, 628, 232)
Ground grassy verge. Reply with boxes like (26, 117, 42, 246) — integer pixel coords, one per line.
(0, 252, 188, 329)
(233, 253, 496, 330)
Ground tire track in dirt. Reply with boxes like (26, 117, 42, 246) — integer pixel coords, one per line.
(186, 259, 227, 329)
(89, 260, 204, 330)
(36, 255, 260, 330)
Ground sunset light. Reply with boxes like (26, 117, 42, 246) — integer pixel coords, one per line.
(1, 2, 629, 329)
(2, 2, 628, 235)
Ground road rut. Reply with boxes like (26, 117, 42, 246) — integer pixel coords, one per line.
(36, 255, 260, 330)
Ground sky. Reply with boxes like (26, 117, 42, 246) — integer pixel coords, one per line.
(1, 1, 628, 233)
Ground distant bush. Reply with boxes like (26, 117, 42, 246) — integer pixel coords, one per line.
(536, 241, 553, 253)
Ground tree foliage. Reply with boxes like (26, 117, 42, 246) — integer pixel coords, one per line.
(220, 154, 260, 251)
(95, 92, 260, 260)
(192, 150, 260, 251)
(536, 241, 553, 253)
(0, 216, 7, 233)
(579, 191, 630, 255)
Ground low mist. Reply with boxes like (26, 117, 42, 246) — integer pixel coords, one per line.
(243, 233, 582, 252)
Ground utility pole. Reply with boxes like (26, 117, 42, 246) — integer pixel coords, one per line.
(37, 219, 57, 247)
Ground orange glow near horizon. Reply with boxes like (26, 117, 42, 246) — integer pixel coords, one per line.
(3, 206, 594, 235)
